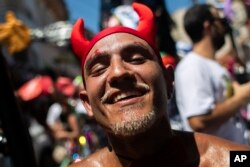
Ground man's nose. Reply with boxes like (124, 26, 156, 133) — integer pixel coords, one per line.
(107, 58, 134, 86)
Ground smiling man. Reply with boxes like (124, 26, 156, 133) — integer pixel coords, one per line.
(69, 3, 250, 167)
(82, 32, 168, 138)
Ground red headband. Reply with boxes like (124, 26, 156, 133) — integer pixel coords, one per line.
(70, 2, 158, 74)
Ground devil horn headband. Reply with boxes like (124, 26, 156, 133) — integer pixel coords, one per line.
(70, 2, 156, 69)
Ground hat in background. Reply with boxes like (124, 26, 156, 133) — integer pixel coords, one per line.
(17, 76, 53, 101)
(55, 77, 75, 97)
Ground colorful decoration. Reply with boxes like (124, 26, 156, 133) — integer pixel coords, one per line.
(0, 11, 31, 54)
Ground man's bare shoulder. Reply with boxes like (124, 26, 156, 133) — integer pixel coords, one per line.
(194, 132, 250, 151)
(173, 130, 250, 166)
(194, 132, 250, 166)
(69, 147, 121, 167)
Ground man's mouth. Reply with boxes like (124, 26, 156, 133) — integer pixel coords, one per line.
(112, 90, 143, 103)
(101, 83, 150, 104)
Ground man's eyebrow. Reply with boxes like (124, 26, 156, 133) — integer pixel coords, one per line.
(85, 50, 109, 70)
(123, 42, 151, 51)
(120, 42, 154, 56)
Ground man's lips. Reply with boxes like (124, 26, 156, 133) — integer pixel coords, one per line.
(110, 90, 143, 104)
(101, 83, 150, 104)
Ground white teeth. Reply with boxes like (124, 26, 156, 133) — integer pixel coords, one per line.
(113, 91, 141, 103)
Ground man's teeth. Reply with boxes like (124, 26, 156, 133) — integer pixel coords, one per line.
(113, 91, 141, 103)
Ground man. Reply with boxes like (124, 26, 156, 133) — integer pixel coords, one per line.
(175, 4, 250, 145)
(70, 3, 250, 167)
(46, 77, 80, 164)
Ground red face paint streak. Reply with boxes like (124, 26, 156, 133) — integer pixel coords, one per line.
(93, 49, 101, 57)
(86, 49, 101, 62)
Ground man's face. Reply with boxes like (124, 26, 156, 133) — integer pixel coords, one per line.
(81, 33, 169, 137)
(210, 8, 226, 50)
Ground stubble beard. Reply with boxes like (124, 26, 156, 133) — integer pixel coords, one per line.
(110, 102, 157, 137)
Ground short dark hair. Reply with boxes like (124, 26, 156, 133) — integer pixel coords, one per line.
(184, 4, 214, 43)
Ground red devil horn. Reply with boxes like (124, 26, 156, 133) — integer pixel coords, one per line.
(133, 2, 155, 42)
(70, 18, 90, 60)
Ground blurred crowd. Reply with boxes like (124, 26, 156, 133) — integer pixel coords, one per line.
(0, 0, 250, 167)
(16, 75, 108, 167)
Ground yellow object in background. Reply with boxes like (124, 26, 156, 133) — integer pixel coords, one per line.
(0, 11, 31, 55)
(79, 135, 86, 146)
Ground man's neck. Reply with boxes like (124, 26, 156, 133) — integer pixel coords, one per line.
(107, 116, 173, 161)
(192, 37, 215, 60)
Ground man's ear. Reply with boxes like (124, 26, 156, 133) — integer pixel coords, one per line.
(163, 65, 174, 99)
(79, 90, 94, 118)
(203, 20, 211, 33)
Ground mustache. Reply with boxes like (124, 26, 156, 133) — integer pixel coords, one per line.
(101, 82, 150, 103)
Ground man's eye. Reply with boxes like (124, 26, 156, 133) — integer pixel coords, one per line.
(129, 55, 145, 64)
(90, 64, 107, 76)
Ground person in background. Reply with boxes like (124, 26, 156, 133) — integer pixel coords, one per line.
(69, 2, 250, 167)
(46, 76, 80, 165)
(175, 3, 250, 145)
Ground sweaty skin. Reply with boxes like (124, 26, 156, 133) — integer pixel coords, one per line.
(70, 131, 250, 167)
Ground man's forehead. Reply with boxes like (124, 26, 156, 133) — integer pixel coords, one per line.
(85, 33, 152, 61)
(90, 33, 148, 48)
